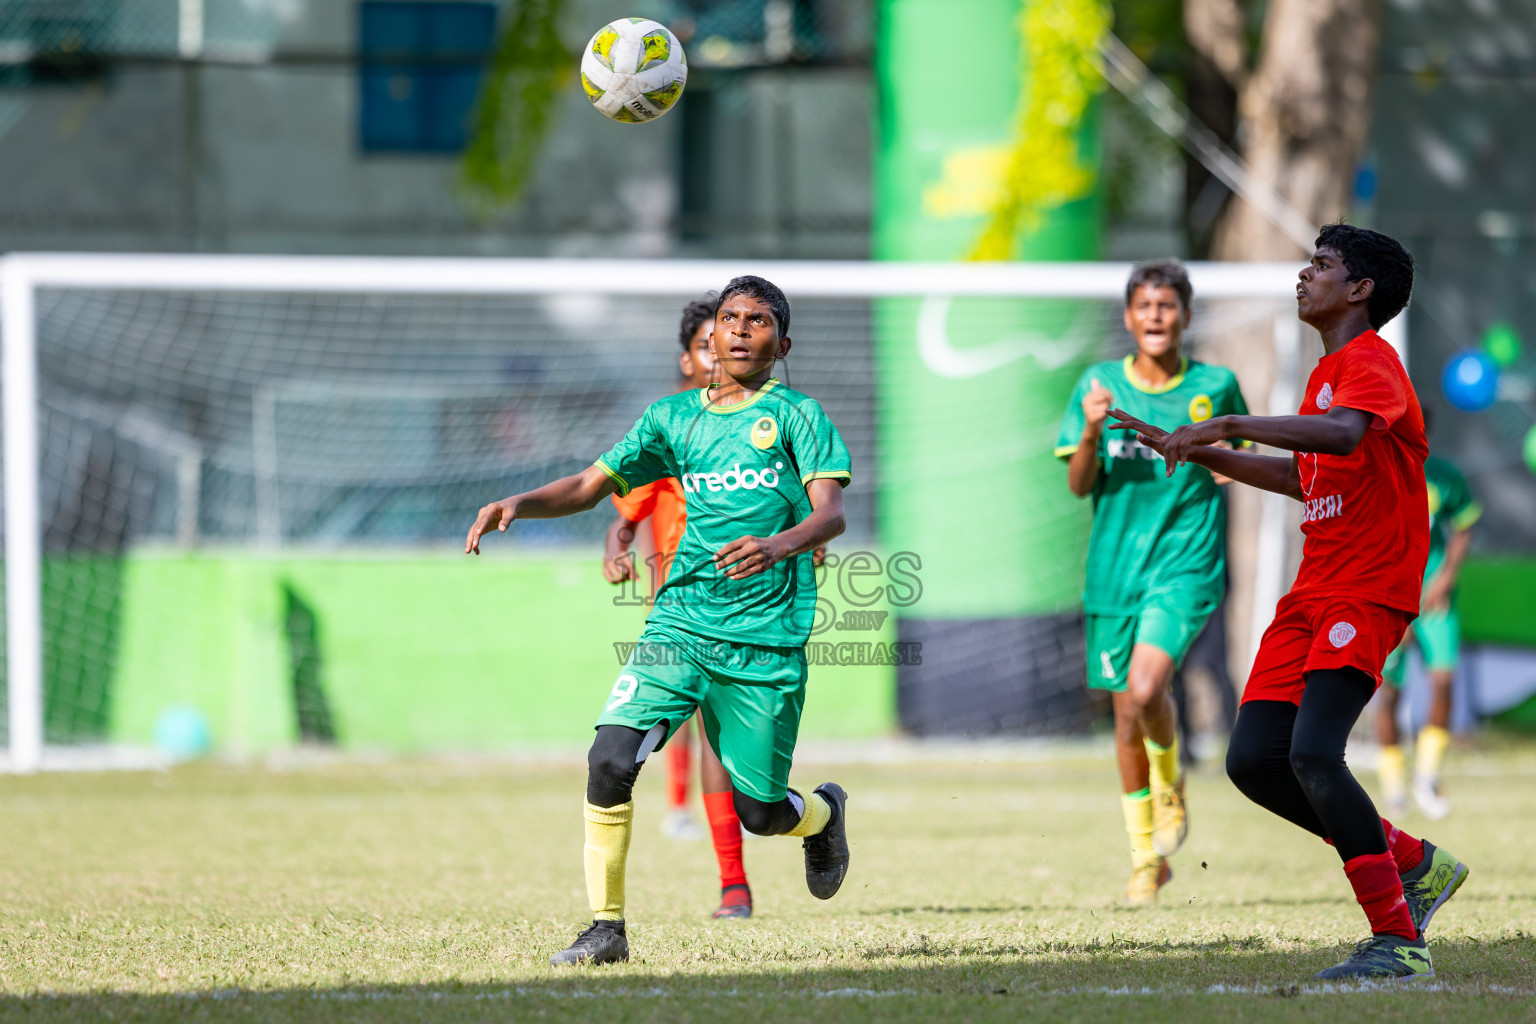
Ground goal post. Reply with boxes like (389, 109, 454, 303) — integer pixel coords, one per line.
(0, 254, 1366, 769)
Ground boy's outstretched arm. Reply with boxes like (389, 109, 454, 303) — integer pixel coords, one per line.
(465, 464, 619, 554)
(1180, 447, 1302, 500)
(1111, 405, 1373, 472)
(715, 478, 846, 581)
(1107, 410, 1303, 500)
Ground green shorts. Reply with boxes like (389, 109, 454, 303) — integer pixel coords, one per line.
(595, 621, 807, 803)
(1085, 589, 1214, 693)
(1383, 605, 1461, 687)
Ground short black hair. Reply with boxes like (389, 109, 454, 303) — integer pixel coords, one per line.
(1315, 224, 1415, 329)
(1125, 260, 1192, 310)
(679, 294, 716, 350)
(717, 275, 790, 335)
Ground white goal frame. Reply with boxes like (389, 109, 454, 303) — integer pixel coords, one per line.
(0, 254, 1399, 771)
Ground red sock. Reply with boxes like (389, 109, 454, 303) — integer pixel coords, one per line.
(1344, 851, 1417, 939)
(1320, 819, 1425, 875)
(667, 733, 691, 810)
(1380, 817, 1425, 873)
(702, 790, 748, 890)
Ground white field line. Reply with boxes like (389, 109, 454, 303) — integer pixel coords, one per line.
(0, 738, 1129, 775)
(262, 737, 1120, 770)
(20, 737, 1536, 777)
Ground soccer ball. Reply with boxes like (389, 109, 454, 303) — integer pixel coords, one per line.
(580, 18, 687, 124)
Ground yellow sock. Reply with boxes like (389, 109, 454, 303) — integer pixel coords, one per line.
(1379, 744, 1407, 797)
(784, 789, 832, 837)
(1416, 725, 1450, 781)
(1121, 788, 1156, 866)
(1144, 737, 1180, 791)
(583, 801, 633, 921)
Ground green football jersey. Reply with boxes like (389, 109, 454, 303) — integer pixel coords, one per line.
(1056, 356, 1250, 615)
(1423, 455, 1480, 581)
(596, 378, 852, 648)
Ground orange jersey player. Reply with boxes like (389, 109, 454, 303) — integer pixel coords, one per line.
(600, 296, 755, 921)
(611, 476, 687, 576)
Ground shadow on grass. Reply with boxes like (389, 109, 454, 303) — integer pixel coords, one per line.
(0, 937, 1532, 1024)
(863, 892, 1536, 917)
(862, 898, 1349, 916)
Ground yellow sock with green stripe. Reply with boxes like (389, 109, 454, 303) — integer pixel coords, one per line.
(785, 789, 832, 837)
(1144, 736, 1180, 791)
(583, 801, 633, 921)
(1121, 788, 1156, 866)
(1416, 725, 1450, 781)
(1378, 744, 1407, 798)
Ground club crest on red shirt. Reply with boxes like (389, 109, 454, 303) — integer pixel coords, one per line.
(1329, 621, 1357, 647)
(1316, 383, 1334, 410)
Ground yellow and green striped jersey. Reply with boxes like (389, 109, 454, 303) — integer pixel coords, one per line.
(596, 378, 851, 648)
(1056, 356, 1249, 616)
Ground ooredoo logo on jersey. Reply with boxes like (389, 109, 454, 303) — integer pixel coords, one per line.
(680, 462, 783, 492)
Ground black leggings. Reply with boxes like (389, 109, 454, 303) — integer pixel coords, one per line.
(1225, 667, 1388, 862)
(585, 724, 802, 835)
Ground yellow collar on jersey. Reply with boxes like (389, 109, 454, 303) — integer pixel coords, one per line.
(701, 377, 780, 413)
(1122, 354, 1188, 394)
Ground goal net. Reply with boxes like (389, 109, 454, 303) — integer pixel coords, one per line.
(0, 256, 1315, 768)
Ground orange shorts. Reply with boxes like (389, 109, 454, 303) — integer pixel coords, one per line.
(1242, 590, 1415, 706)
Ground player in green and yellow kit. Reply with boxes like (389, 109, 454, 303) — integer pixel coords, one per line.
(1056, 261, 1250, 904)
(1376, 448, 1479, 820)
(466, 276, 853, 967)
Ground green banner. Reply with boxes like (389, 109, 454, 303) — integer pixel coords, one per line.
(100, 552, 895, 753)
(874, 0, 1102, 619)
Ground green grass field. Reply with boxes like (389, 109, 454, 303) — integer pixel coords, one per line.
(0, 741, 1532, 1022)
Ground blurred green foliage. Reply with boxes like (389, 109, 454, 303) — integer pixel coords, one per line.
(971, 0, 1111, 260)
(460, 0, 570, 209)
(1112, 0, 1185, 72)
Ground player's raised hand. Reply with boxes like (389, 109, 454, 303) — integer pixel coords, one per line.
(465, 498, 517, 554)
(1083, 378, 1114, 429)
(1157, 420, 1228, 475)
(1106, 408, 1169, 447)
(714, 535, 788, 580)
(1107, 408, 1178, 475)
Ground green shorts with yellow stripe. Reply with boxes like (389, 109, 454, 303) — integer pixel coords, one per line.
(1085, 583, 1217, 692)
(1383, 604, 1461, 687)
(596, 621, 807, 803)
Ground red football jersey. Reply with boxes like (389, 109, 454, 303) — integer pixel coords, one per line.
(1288, 330, 1429, 613)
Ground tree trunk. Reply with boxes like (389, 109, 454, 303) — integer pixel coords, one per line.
(1182, 0, 1246, 256)
(1212, 0, 1385, 260)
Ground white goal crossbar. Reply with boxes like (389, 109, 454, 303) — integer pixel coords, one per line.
(0, 254, 1397, 770)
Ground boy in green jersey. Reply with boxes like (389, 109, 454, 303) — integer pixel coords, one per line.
(1376, 446, 1480, 820)
(466, 276, 853, 967)
(1056, 261, 1250, 904)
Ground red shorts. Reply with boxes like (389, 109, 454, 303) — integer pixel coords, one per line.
(1242, 591, 1415, 705)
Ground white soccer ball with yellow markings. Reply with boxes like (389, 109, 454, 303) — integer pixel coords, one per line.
(580, 18, 687, 124)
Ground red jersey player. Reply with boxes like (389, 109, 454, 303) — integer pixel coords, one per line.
(601, 295, 754, 920)
(1108, 225, 1468, 981)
